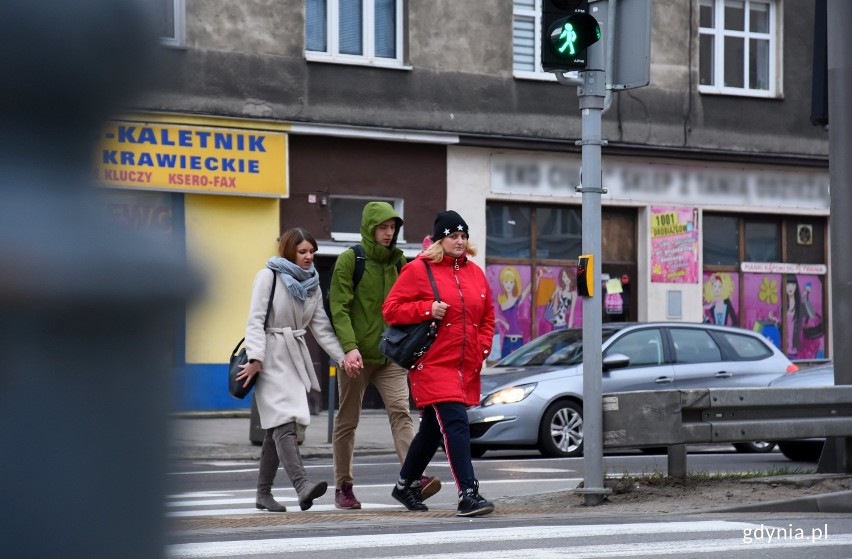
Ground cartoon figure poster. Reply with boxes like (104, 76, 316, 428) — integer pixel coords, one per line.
(535, 266, 582, 336)
(651, 206, 699, 283)
(702, 272, 739, 326)
(784, 274, 825, 360)
(742, 273, 782, 349)
(486, 264, 532, 361)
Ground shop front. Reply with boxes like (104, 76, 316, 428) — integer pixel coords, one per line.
(447, 146, 830, 364)
(94, 114, 289, 410)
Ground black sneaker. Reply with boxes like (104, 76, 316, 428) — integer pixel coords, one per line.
(391, 482, 428, 511)
(456, 484, 494, 517)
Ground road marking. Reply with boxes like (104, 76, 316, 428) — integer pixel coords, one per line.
(494, 467, 575, 473)
(167, 521, 764, 557)
(369, 535, 852, 559)
(167, 503, 392, 517)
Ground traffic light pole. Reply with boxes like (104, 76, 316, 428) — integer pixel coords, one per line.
(574, 36, 610, 507)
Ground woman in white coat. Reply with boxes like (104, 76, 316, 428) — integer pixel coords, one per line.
(236, 228, 352, 512)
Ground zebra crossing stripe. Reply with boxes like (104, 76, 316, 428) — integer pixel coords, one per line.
(167, 521, 760, 558)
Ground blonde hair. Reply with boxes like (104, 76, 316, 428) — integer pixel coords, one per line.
(703, 272, 733, 303)
(497, 266, 521, 304)
(422, 239, 478, 263)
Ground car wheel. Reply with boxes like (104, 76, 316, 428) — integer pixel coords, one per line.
(470, 444, 487, 458)
(538, 400, 583, 458)
(733, 441, 776, 453)
(778, 440, 824, 462)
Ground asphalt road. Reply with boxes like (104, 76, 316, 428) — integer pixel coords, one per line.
(164, 448, 852, 559)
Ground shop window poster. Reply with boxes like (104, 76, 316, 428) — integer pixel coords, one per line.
(486, 264, 533, 362)
(651, 206, 699, 283)
(535, 266, 583, 336)
(785, 274, 825, 360)
(702, 272, 740, 326)
(741, 273, 782, 349)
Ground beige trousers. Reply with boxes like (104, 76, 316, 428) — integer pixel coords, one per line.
(332, 362, 415, 488)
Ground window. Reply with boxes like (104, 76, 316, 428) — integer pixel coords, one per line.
(486, 204, 533, 259)
(670, 328, 722, 364)
(717, 332, 772, 359)
(512, 0, 559, 81)
(744, 219, 779, 262)
(699, 0, 777, 97)
(703, 215, 739, 266)
(328, 196, 403, 242)
(607, 329, 664, 368)
(156, 0, 185, 47)
(306, 0, 405, 68)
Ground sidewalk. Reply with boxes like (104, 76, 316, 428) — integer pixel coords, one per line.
(169, 409, 404, 461)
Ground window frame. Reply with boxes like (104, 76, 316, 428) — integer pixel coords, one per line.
(512, 0, 561, 82)
(328, 195, 405, 243)
(159, 0, 185, 47)
(305, 0, 408, 69)
(698, 0, 780, 98)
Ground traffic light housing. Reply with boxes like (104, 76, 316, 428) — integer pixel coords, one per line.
(541, 0, 601, 72)
(577, 254, 594, 297)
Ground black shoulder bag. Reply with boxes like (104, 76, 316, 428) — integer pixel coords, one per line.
(379, 260, 441, 370)
(229, 269, 276, 399)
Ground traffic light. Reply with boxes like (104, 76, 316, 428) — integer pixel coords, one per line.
(577, 254, 594, 297)
(540, 0, 601, 72)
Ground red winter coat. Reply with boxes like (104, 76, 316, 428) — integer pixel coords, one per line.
(382, 254, 495, 408)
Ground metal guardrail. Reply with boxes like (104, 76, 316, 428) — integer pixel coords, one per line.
(602, 387, 852, 477)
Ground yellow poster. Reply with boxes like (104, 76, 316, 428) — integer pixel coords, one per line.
(94, 120, 288, 198)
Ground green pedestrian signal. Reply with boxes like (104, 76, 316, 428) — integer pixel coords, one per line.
(541, 0, 601, 72)
(558, 22, 579, 55)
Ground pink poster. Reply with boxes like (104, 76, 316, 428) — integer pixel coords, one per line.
(651, 207, 699, 283)
(534, 266, 583, 336)
(702, 271, 740, 327)
(784, 275, 826, 360)
(742, 273, 782, 349)
(486, 264, 532, 362)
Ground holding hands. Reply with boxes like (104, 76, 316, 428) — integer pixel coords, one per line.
(341, 348, 363, 377)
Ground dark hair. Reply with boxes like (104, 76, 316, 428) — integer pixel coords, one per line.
(278, 228, 317, 262)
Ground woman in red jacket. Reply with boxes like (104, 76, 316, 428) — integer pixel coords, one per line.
(382, 210, 496, 517)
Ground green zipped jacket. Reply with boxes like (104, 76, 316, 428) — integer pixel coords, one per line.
(329, 201, 405, 363)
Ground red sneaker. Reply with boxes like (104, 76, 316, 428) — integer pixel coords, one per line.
(334, 482, 362, 509)
(420, 476, 442, 500)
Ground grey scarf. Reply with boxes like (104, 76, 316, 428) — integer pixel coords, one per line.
(266, 257, 320, 302)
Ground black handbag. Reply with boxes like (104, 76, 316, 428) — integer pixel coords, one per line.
(229, 270, 276, 399)
(379, 260, 441, 370)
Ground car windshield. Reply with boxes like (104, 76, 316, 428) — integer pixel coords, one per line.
(494, 328, 621, 367)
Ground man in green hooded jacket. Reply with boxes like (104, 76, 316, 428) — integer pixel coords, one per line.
(329, 201, 440, 509)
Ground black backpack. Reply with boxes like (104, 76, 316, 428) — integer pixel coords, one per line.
(324, 244, 403, 324)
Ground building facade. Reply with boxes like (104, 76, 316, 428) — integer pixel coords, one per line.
(100, 0, 829, 409)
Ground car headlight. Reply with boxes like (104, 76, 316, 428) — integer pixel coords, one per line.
(481, 383, 536, 407)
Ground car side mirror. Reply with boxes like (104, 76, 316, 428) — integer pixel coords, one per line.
(602, 352, 630, 371)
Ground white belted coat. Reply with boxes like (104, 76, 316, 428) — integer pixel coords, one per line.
(245, 268, 345, 429)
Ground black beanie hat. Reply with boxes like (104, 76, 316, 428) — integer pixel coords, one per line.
(431, 210, 469, 241)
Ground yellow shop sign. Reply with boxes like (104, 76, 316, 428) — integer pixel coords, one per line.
(95, 121, 288, 197)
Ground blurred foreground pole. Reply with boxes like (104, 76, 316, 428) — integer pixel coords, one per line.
(0, 1, 198, 557)
(824, 0, 852, 474)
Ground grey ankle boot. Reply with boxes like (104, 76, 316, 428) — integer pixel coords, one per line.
(256, 431, 287, 512)
(271, 422, 328, 511)
(255, 492, 287, 512)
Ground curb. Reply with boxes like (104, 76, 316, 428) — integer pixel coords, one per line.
(711, 489, 852, 513)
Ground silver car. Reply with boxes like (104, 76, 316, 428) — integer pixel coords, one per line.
(768, 362, 834, 462)
(468, 322, 798, 458)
